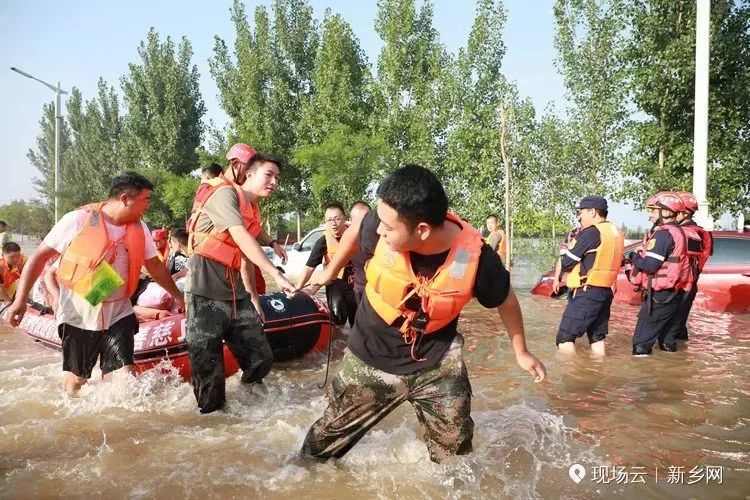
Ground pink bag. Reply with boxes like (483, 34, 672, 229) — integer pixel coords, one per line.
(136, 282, 173, 310)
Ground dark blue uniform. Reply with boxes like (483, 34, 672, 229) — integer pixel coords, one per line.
(556, 225, 615, 345)
(629, 224, 686, 354)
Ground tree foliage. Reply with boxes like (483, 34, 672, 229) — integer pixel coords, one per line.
(555, 0, 750, 217)
(121, 28, 205, 175)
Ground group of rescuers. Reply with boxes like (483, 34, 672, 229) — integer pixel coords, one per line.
(1, 142, 710, 463)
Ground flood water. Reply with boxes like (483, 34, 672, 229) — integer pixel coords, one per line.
(1, 268, 749, 497)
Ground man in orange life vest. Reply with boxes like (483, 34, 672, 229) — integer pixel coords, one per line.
(485, 214, 507, 263)
(185, 145, 295, 413)
(301, 165, 546, 463)
(295, 202, 358, 326)
(669, 191, 713, 341)
(7, 173, 184, 394)
(0, 242, 25, 303)
(306, 201, 371, 305)
(556, 196, 624, 356)
(626, 192, 691, 355)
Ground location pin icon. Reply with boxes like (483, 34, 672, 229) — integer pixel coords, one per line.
(569, 464, 586, 484)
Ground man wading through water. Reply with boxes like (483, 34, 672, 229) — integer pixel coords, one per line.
(301, 165, 546, 462)
(185, 144, 295, 413)
(7, 173, 184, 394)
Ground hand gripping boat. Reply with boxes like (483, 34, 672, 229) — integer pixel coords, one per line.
(12, 292, 332, 380)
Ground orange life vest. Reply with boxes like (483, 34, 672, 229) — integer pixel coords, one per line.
(187, 174, 262, 270)
(365, 212, 482, 357)
(566, 221, 625, 289)
(484, 229, 507, 262)
(323, 229, 349, 279)
(56, 203, 145, 298)
(0, 254, 25, 296)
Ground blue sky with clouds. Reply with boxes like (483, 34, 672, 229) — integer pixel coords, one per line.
(2, 0, 663, 228)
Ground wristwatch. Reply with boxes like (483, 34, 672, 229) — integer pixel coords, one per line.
(269, 239, 280, 248)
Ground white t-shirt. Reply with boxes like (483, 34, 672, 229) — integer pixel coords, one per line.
(44, 209, 157, 330)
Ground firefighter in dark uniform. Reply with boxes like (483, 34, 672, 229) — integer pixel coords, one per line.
(556, 196, 624, 356)
(669, 191, 713, 341)
(626, 192, 692, 355)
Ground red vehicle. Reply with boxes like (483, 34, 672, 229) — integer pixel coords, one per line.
(531, 231, 750, 313)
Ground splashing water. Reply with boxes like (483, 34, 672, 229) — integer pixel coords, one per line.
(1, 291, 748, 498)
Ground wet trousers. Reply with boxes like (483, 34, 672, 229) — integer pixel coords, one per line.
(186, 292, 272, 413)
(667, 286, 697, 341)
(301, 336, 473, 463)
(632, 289, 686, 355)
(326, 279, 358, 327)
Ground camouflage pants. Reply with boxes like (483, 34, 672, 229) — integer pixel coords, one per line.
(301, 335, 473, 463)
(186, 292, 271, 413)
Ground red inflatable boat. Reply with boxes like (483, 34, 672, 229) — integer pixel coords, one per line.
(15, 291, 332, 380)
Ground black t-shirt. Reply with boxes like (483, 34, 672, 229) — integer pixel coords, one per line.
(351, 211, 380, 291)
(306, 234, 355, 285)
(348, 213, 511, 375)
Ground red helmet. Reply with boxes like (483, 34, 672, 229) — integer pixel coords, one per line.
(675, 191, 698, 213)
(151, 228, 168, 241)
(645, 195, 658, 209)
(653, 191, 685, 214)
(226, 143, 255, 165)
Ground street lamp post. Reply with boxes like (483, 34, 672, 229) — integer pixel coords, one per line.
(692, 0, 714, 230)
(10, 67, 68, 222)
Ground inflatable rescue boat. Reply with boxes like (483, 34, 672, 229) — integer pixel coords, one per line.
(14, 291, 332, 380)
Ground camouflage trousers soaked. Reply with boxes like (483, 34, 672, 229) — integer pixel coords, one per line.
(301, 335, 473, 463)
(185, 292, 272, 413)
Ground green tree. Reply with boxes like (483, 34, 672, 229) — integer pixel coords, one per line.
(121, 28, 205, 175)
(27, 102, 73, 215)
(442, 0, 511, 223)
(553, 0, 629, 193)
(65, 78, 123, 207)
(374, 0, 449, 171)
(210, 0, 319, 226)
(623, 0, 750, 216)
(293, 11, 381, 208)
(0, 199, 53, 239)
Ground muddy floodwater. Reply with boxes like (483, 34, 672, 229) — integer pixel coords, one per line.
(1, 286, 749, 498)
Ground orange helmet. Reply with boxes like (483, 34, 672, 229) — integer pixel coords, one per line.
(226, 143, 255, 165)
(652, 191, 685, 213)
(151, 228, 168, 241)
(675, 191, 698, 213)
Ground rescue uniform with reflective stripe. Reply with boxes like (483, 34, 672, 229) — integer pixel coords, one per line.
(629, 225, 685, 354)
(556, 224, 619, 345)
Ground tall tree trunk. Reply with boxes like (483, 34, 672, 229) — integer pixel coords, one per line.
(500, 103, 512, 270)
(659, 110, 666, 169)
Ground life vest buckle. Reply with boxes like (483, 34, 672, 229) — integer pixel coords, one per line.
(411, 310, 429, 334)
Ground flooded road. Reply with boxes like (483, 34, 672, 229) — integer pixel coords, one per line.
(1, 289, 749, 498)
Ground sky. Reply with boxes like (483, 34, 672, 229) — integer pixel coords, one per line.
(0, 0, 665, 229)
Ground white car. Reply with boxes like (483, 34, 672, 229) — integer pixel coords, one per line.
(272, 226, 325, 280)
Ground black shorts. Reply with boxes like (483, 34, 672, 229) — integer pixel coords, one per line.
(58, 314, 139, 378)
(556, 288, 613, 345)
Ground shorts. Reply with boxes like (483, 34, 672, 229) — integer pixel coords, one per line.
(58, 313, 139, 378)
(556, 288, 613, 345)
